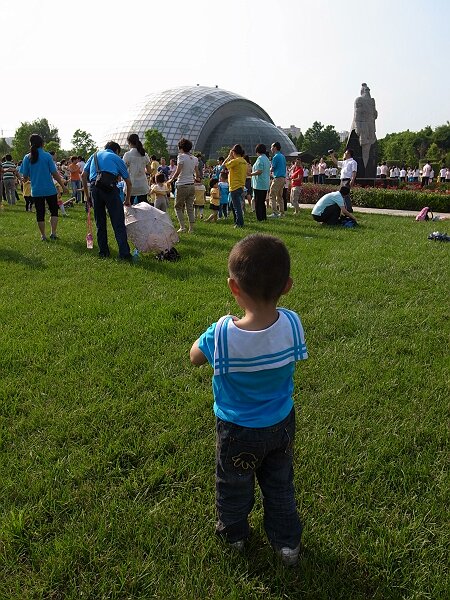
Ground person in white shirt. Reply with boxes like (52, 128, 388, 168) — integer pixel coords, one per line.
(376, 165, 381, 177)
(330, 149, 357, 211)
(318, 157, 327, 184)
(413, 167, 420, 182)
(380, 162, 389, 178)
(439, 166, 447, 182)
(330, 166, 337, 177)
(393, 166, 400, 178)
(446, 168, 450, 182)
(399, 167, 406, 182)
(303, 166, 309, 183)
(429, 169, 434, 183)
(421, 162, 431, 187)
(389, 167, 395, 178)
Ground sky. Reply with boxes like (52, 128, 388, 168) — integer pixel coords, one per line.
(2, 0, 449, 149)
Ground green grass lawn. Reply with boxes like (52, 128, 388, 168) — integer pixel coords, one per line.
(0, 198, 449, 599)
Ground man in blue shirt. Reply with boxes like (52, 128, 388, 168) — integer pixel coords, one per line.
(82, 142, 132, 259)
(311, 186, 357, 225)
(269, 142, 287, 217)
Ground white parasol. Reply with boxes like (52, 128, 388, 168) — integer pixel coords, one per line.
(124, 203, 179, 253)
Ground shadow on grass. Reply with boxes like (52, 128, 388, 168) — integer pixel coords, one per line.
(0, 249, 47, 270)
(242, 534, 384, 600)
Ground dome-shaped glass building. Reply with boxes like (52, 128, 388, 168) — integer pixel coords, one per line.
(105, 86, 297, 158)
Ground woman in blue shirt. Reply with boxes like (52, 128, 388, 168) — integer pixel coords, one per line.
(20, 134, 67, 241)
(251, 144, 271, 221)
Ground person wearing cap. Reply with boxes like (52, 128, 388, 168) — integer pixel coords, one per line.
(311, 186, 357, 226)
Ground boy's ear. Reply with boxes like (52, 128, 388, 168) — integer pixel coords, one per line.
(282, 276, 293, 295)
(227, 277, 240, 297)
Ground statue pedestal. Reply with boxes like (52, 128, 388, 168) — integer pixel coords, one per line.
(346, 130, 377, 179)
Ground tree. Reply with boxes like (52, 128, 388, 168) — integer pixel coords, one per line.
(71, 129, 97, 157)
(381, 131, 418, 165)
(0, 138, 11, 156)
(432, 122, 450, 152)
(302, 121, 340, 158)
(143, 129, 168, 160)
(12, 118, 59, 161)
(44, 141, 60, 157)
(216, 146, 231, 158)
(426, 142, 442, 162)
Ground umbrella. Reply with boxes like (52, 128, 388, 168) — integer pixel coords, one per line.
(124, 203, 179, 253)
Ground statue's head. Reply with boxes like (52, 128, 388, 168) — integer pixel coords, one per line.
(361, 83, 371, 96)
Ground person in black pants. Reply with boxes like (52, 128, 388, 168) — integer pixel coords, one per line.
(311, 186, 357, 226)
(251, 144, 271, 221)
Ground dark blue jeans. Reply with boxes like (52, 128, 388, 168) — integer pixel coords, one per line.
(215, 408, 302, 549)
(91, 184, 130, 258)
(230, 187, 244, 227)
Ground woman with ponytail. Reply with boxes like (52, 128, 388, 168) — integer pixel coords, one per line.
(123, 133, 151, 203)
(19, 134, 67, 241)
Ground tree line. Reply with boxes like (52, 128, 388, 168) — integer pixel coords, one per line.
(289, 121, 450, 165)
(1, 117, 449, 166)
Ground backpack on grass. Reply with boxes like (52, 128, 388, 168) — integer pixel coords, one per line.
(416, 207, 433, 221)
(155, 247, 180, 261)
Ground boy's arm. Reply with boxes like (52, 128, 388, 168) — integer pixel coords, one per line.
(190, 339, 208, 366)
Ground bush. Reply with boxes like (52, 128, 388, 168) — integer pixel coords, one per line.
(351, 186, 450, 212)
(300, 184, 450, 212)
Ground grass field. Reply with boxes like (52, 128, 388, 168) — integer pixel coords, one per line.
(0, 199, 449, 599)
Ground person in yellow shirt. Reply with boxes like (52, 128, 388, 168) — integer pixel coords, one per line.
(22, 178, 33, 211)
(206, 178, 220, 222)
(224, 144, 247, 228)
(150, 155, 160, 178)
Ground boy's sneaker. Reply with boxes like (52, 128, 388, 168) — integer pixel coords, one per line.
(276, 543, 301, 567)
(49, 234, 58, 240)
(229, 540, 245, 553)
(267, 212, 280, 218)
(177, 227, 186, 233)
(41, 235, 48, 242)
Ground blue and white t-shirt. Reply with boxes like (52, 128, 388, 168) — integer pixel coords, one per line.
(198, 308, 307, 428)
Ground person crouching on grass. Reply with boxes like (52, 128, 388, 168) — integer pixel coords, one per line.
(311, 185, 357, 226)
(190, 234, 308, 566)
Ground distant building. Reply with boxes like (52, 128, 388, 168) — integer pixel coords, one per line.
(339, 130, 350, 143)
(104, 86, 297, 159)
(279, 125, 302, 139)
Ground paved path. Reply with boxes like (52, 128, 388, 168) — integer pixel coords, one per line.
(298, 204, 450, 219)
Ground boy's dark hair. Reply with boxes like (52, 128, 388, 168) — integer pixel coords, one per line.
(339, 185, 351, 196)
(219, 171, 228, 180)
(70, 155, 78, 162)
(155, 172, 165, 184)
(255, 143, 266, 154)
(228, 234, 290, 302)
(272, 141, 281, 151)
(209, 177, 219, 188)
(178, 138, 193, 153)
(5, 154, 12, 161)
(151, 155, 157, 160)
(105, 141, 121, 154)
(345, 148, 354, 157)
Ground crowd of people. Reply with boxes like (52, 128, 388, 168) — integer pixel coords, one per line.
(376, 162, 450, 185)
(2, 134, 449, 255)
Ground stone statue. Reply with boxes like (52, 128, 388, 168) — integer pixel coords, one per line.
(347, 83, 378, 178)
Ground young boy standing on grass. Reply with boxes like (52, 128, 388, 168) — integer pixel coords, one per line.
(190, 234, 308, 566)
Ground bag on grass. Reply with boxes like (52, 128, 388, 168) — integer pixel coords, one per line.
(416, 207, 433, 221)
(155, 247, 181, 261)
